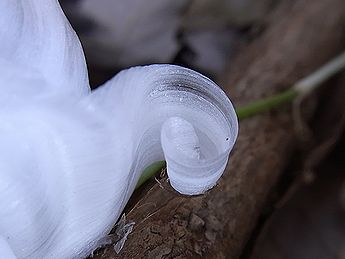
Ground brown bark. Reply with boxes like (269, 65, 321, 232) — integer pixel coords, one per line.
(92, 0, 345, 258)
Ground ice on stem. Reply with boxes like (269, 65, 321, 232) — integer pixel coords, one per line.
(0, 1, 238, 258)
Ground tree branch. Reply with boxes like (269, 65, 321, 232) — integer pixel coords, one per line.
(92, 0, 345, 258)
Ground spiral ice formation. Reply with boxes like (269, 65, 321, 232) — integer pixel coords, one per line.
(0, 0, 238, 258)
(88, 65, 238, 197)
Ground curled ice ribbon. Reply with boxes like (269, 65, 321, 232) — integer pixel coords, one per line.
(0, 0, 238, 258)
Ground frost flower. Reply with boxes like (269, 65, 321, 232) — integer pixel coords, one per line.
(0, 0, 238, 258)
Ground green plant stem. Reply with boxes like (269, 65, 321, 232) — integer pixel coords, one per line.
(236, 89, 298, 120)
(135, 161, 166, 189)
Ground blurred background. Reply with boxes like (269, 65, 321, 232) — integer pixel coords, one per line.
(60, 0, 274, 86)
(60, 1, 344, 258)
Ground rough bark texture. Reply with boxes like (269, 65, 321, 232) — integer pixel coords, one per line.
(92, 0, 345, 258)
